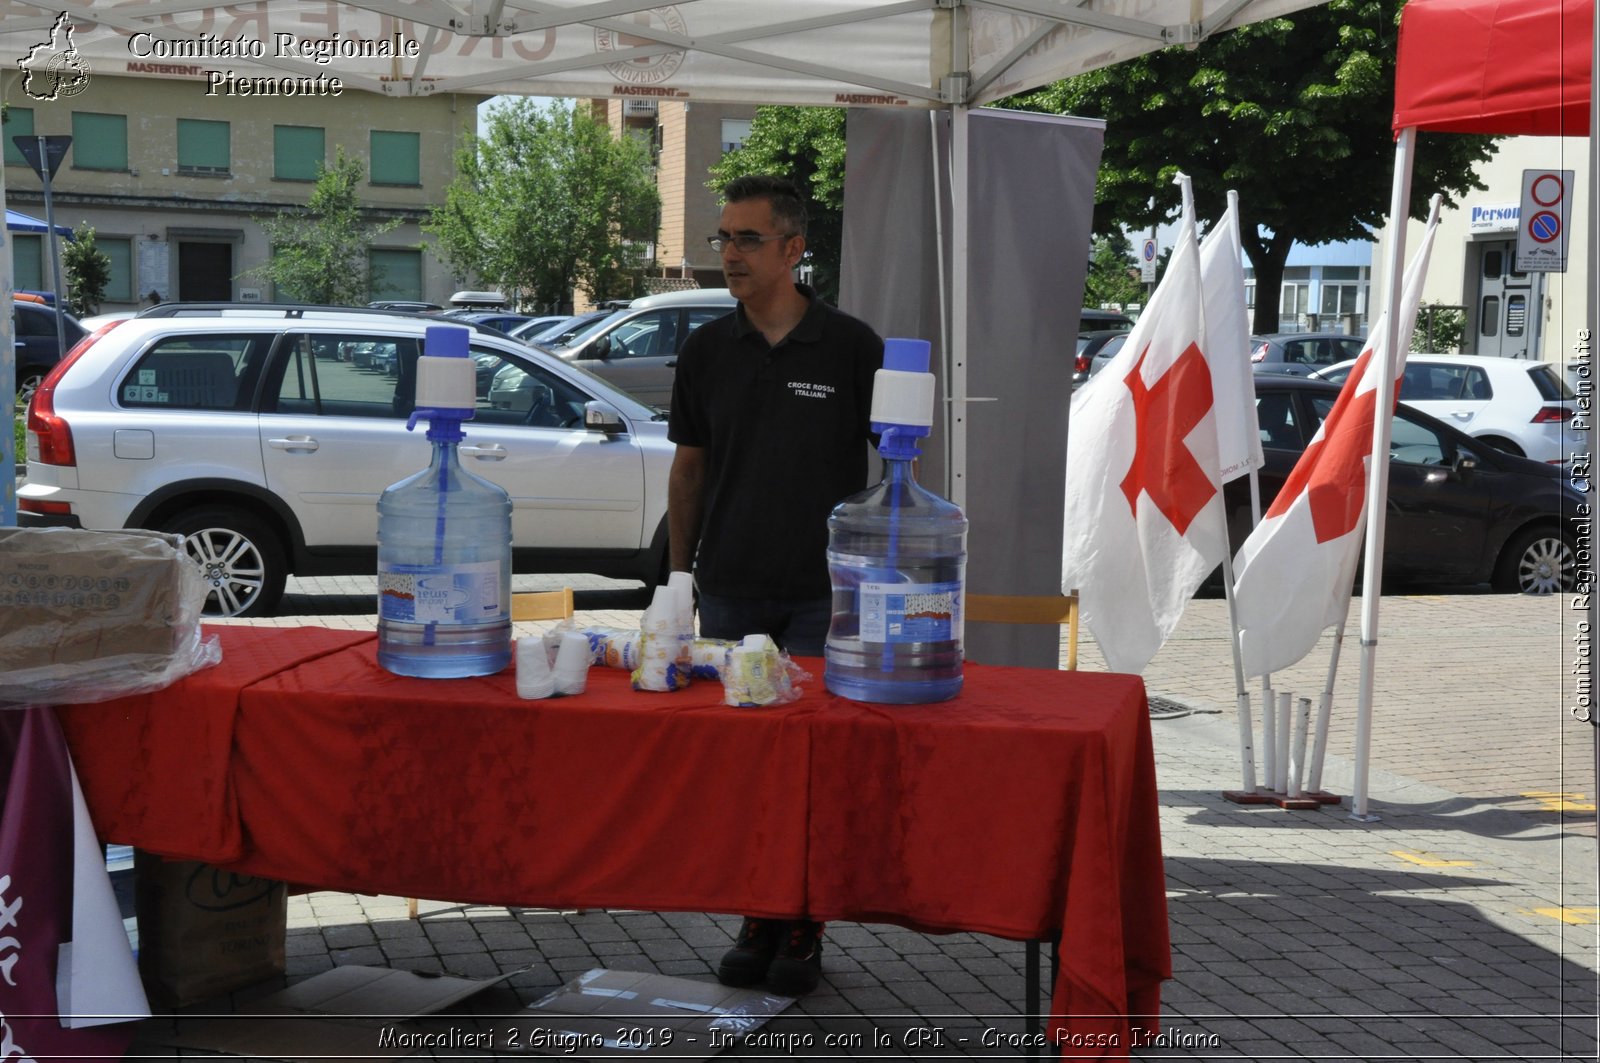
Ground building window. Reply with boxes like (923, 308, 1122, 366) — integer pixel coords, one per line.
(100, 237, 134, 302)
(3, 106, 35, 167)
(71, 112, 128, 171)
(1280, 282, 1310, 319)
(720, 118, 752, 154)
(274, 125, 325, 181)
(11, 234, 43, 290)
(369, 130, 420, 186)
(177, 118, 230, 175)
(369, 248, 423, 301)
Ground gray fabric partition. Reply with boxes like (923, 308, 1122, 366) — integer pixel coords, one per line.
(839, 108, 1104, 668)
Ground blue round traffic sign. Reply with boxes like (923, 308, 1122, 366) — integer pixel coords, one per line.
(1528, 210, 1561, 243)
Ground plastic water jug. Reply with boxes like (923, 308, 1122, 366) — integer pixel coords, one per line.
(824, 338, 967, 703)
(377, 325, 512, 678)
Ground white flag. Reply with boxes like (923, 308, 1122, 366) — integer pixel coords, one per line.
(1233, 208, 1442, 678)
(1199, 191, 1263, 484)
(1062, 180, 1230, 674)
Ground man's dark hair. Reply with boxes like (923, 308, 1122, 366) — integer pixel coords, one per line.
(723, 174, 808, 238)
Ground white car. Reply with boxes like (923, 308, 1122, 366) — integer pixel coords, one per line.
(1312, 353, 1578, 465)
(19, 310, 673, 617)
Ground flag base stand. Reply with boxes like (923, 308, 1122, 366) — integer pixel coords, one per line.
(1223, 788, 1342, 810)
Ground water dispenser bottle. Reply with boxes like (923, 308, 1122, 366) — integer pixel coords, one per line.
(824, 338, 967, 704)
(377, 325, 512, 678)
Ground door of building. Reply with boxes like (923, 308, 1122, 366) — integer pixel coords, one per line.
(1472, 240, 1541, 359)
(178, 242, 233, 301)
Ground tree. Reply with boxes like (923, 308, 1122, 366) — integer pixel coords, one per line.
(1412, 301, 1467, 352)
(1084, 232, 1146, 311)
(1007, 0, 1498, 333)
(248, 147, 399, 305)
(62, 223, 111, 316)
(708, 107, 846, 303)
(426, 99, 660, 311)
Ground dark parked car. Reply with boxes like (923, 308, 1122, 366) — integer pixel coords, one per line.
(1074, 329, 1129, 385)
(1250, 332, 1367, 376)
(1080, 308, 1135, 332)
(1235, 376, 1579, 594)
(439, 310, 539, 334)
(12, 296, 86, 405)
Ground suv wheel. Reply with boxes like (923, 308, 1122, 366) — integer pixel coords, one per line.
(1493, 526, 1574, 595)
(16, 368, 44, 408)
(163, 507, 288, 617)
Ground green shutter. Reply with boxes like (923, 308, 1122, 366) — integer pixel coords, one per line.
(369, 249, 423, 300)
(3, 107, 35, 167)
(11, 235, 43, 290)
(177, 119, 230, 173)
(70, 112, 128, 171)
(101, 238, 133, 301)
(369, 130, 420, 186)
(274, 125, 324, 181)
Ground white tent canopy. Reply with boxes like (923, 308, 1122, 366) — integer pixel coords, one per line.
(4, 0, 1322, 108)
(4, 0, 1332, 531)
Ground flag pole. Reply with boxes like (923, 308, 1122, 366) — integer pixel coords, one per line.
(1214, 190, 1257, 794)
(1352, 124, 1429, 820)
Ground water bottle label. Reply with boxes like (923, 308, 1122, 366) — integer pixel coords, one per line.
(860, 581, 962, 643)
(379, 561, 505, 623)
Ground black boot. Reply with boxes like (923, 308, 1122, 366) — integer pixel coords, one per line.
(766, 920, 824, 996)
(716, 917, 781, 987)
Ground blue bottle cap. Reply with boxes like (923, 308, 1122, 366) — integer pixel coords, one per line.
(883, 337, 931, 374)
(425, 324, 471, 358)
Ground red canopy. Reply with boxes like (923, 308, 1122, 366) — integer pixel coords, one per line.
(1393, 0, 1594, 136)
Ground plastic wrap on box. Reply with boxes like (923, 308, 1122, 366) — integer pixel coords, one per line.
(0, 528, 222, 706)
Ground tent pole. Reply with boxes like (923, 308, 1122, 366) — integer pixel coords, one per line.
(948, 101, 970, 506)
(929, 110, 952, 486)
(1352, 126, 1417, 822)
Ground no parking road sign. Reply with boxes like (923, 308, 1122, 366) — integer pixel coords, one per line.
(1515, 169, 1573, 272)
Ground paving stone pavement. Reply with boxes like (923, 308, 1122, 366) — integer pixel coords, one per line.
(127, 576, 1597, 1061)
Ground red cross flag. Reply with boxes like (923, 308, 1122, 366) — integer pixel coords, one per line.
(1232, 207, 1442, 678)
(1062, 181, 1231, 674)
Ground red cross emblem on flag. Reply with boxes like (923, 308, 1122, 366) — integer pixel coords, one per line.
(1119, 342, 1217, 535)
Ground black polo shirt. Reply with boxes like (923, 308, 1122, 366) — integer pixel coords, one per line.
(669, 285, 883, 599)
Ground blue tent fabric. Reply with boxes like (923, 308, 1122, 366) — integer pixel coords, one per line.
(5, 208, 73, 238)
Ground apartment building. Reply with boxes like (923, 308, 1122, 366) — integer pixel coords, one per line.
(4, 71, 486, 311)
(592, 97, 756, 293)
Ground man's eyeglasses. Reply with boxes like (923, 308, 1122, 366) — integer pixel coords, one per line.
(707, 232, 794, 253)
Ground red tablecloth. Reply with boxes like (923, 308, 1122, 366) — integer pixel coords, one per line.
(58, 625, 1168, 1053)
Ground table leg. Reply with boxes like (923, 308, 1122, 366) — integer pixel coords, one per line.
(1023, 935, 1060, 1060)
(1025, 939, 1041, 1059)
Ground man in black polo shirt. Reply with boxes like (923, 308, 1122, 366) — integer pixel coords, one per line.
(666, 174, 882, 996)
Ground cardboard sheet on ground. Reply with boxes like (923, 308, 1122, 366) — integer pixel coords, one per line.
(503, 969, 794, 1058)
(139, 965, 525, 1062)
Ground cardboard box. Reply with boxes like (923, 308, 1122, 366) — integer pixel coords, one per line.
(0, 527, 204, 703)
(0, 527, 192, 662)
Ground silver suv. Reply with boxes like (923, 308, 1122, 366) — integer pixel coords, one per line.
(19, 310, 673, 617)
(538, 288, 736, 408)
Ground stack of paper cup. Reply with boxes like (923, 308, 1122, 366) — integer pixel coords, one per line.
(515, 637, 556, 700)
(667, 571, 695, 624)
(552, 631, 592, 695)
(632, 583, 693, 691)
